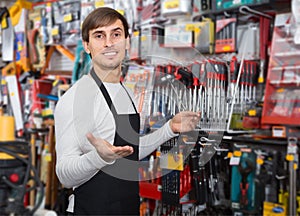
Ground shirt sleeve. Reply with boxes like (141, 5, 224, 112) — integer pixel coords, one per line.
(54, 80, 114, 189)
(139, 120, 178, 160)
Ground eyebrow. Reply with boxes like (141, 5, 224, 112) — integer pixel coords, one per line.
(91, 27, 123, 36)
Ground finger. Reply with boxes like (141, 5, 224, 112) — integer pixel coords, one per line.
(181, 111, 200, 118)
(114, 147, 134, 158)
(113, 146, 133, 155)
(118, 151, 134, 158)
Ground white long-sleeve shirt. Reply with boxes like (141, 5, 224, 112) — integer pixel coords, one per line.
(54, 74, 177, 189)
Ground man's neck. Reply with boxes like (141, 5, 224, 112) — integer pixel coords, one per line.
(94, 65, 121, 83)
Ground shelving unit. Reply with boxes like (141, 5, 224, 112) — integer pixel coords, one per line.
(262, 12, 300, 127)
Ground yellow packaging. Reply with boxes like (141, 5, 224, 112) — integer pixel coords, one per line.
(263, 202, 286, 216)
(0, 116, 15, 141)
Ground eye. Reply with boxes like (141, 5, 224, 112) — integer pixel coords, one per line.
(113, 32, 122, 38)
(95, 33, 104, 39)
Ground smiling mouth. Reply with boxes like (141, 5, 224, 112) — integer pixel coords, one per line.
(103, 52, 117, 56)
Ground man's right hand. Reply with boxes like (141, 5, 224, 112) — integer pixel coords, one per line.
(86, 133, 134, 163)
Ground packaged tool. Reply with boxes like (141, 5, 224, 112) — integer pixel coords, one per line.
(52, 0, 81, 45)
(194, 18, 215, 54)
(230, 148, 257, 213)
(263, 202, 286, 216)
(216, 0, 270, 11)
(161, 0, 192, 17)
(215, 14, 237, 53)
(27, 7, 46, 69)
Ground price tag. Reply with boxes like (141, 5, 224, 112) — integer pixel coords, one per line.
(286, 154, 294, 161)
(258, 76, 264, 83)
(272, 126, 286, 138)
(185, 24, 195, 31)
(52, 27, 59, 36)
(248, 109, 256, 116)
(17, 41, 23, 51)
(1, 19, 8, 29)
(34, 16, 41, 22)
(194, 27, 201, 33)
(141, 35, 147, 41)
(256, 157, 264, 165)
(164, 0, 179, 9)
(45, 153, 52, 162)
(230, 156, 240, 165)
(223, 45, 231, 52)
(95, 0, 105, 8)
(233, 151, 242, 157)
(64, 13, 73, 22)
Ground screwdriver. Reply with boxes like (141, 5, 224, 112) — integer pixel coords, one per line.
(199, 62, 207, 128)
(230, 56, 238, 103)
(251, 61, 258, 102)
(191, 62, 201, 112)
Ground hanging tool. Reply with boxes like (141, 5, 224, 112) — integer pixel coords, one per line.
(190, 146, 202, 203)
(240, 61, 246, 113)
(176, 67, 193, 111)
(207, 156, 221, 206)
(220, 62, 227, 129)
(238, 159, 254, 209)
(286, 137, 298, 216)
(1, 7, 14, 62)
(1, 0, 33, 62)
(191, 63, 200, 112)
(198, 62, 207, 128)
(229, 56, 238, 101)
(250, 61, 258, 102)
(192, 76, 199, 112)
(258, 12, 272, 101)
(215, 14, 237, 53)
(40, 7, 49, 44)
(206, 61, 214, 127)
(27, 20, 40, 64)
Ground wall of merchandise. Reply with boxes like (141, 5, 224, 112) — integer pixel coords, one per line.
(0, 0, 299, 215)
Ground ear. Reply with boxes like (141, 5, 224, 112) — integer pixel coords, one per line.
(82, 40, 90, 54)
(125, 37, 130, 50)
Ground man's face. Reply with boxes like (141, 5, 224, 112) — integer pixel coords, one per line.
(83, 19, 129, 71)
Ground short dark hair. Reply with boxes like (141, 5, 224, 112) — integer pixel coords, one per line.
(81, 7, 129, 42)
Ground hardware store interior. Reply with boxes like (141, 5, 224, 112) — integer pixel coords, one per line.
(0, 0, 299, 215)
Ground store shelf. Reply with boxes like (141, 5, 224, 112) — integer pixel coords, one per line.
(274, 50, 300, 57)
(269, 80, 300, 86)
(262, 12, 300, 127)
(271, 65, 300, 71)
(261, 116, 300, 126)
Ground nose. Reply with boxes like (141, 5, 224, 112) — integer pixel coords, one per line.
(104, 36, 113, 47)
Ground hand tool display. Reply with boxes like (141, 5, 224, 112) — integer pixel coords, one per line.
(147, 57, 260, 133)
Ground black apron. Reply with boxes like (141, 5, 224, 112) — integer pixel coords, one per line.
(74, 69, 140, 215)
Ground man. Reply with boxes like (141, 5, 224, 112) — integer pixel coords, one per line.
(54, 7, 200, 215)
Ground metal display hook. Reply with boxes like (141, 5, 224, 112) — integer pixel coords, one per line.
(239, 5, 273, 20)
